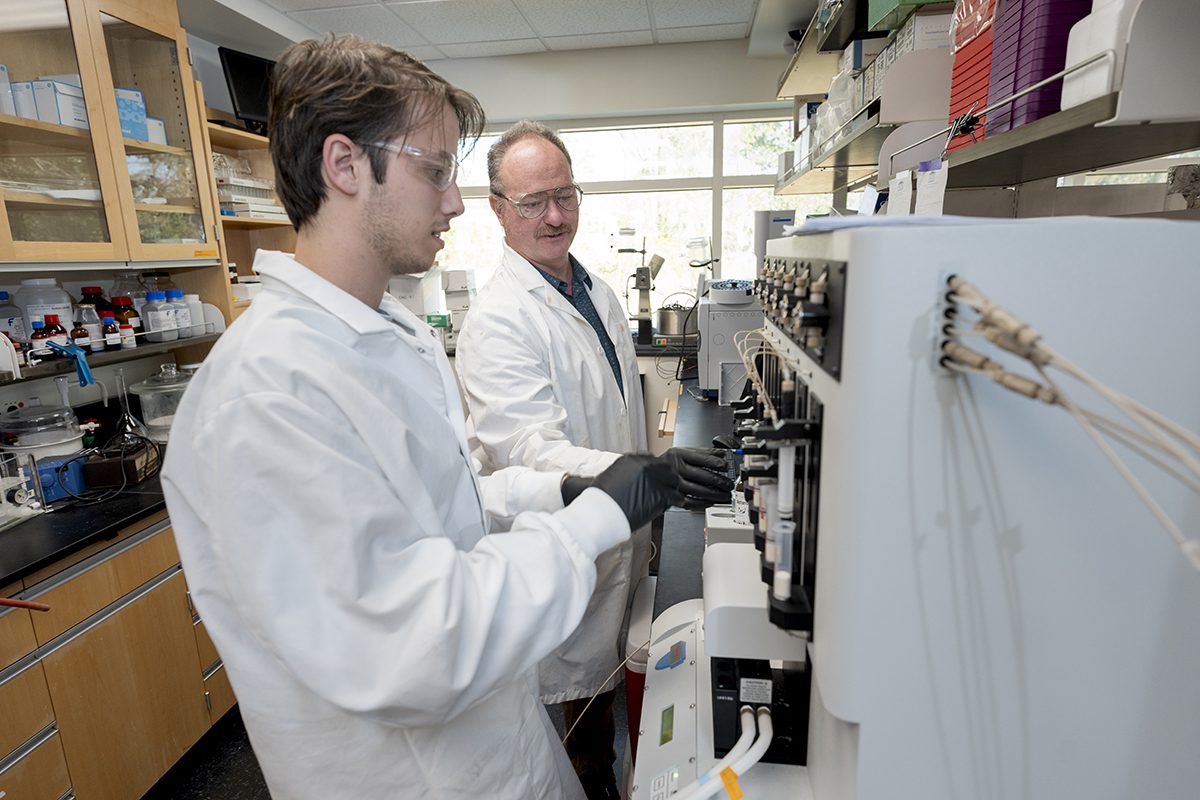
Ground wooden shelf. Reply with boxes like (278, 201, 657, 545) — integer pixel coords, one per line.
(206, 122, 269, 151)
(219, 216, 291, 229)
(4, 333, 221, 386)
(123, 138, 190, 157)
(3, 190, 102, 209)
(133, 203, 201, 214)
(231, 300, 251, 308)
(0, 113, 91, 145)
(947, 94, 1200, 189)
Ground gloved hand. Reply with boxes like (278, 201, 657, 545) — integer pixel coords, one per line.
(659, 447, 735, 510)
(561, 474, 593, 505)
(590, 454, 679, 530)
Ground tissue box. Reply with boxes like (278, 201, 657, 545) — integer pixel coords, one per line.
(32, 80, 89, 129)
(145, 116, 167, 145)
(114, 86, 147, 140)
(11, 81, 37, 120)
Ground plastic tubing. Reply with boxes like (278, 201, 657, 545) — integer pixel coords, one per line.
(674, 707, 761, 800)
(730, 708, 774, 776)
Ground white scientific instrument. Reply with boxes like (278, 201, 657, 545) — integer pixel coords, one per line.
(636, 217, 1200, 799)
(696, 279, 762, 403)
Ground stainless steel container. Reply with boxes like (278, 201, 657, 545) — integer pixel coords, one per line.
(656, 303, 698, 336)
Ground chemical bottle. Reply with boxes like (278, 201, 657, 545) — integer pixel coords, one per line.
(183, 293, 204, 337)
(142, 291, 178, 342)
(77, 304, 104, 353)
(112, 296, 143, 335)
(110, 271, 144, 307)
(78, 286, 115, 316)
(165, 289, 192, 339)
(101, 315, 121, 351)
(43, 314, 70, 351)
(2, 331, 24, 367)
(28, 320, 51, 362)
(0, 291, 27, 344)
(13, 278, 72, 336)
(119, 323, 137, 350)
(69, 318, 91, 352)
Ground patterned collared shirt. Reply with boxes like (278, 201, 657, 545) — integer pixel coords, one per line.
(530, 255, 624, 398)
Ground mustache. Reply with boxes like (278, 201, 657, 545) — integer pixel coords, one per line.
(537, 223, 572, 237)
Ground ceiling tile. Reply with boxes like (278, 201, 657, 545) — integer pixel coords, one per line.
(262, 0, 374, 12)
(289, 5, 430, 46)
(545, 30, 654, 50)
(512, 0, 651, 37)
(385, 0, 536, 43)
(655, 23, 748, 43)
(407, 45, 449, 61)
(651, 0, 758, 29)
(437, 39, 546, 58)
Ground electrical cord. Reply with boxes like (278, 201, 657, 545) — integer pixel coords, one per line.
(561, 636, 651, 745)
(53, 432, 162, 506)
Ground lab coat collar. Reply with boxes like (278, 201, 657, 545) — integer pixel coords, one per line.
(501, 243, 592, 324)
(252, 250, 420, 337)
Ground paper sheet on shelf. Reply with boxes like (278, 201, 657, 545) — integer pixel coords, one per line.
(887, 170, 914, 216)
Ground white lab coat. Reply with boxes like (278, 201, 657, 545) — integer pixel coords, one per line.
(162, 251, 632, 799)
(456, 242, 649, 703)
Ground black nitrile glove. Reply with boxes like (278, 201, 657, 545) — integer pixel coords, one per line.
(592, 454, 679, 530)
(660, 447, 735, 510)
(561, 475, 593, 505)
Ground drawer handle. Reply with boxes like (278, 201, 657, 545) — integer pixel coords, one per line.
(0, 597, 50, 612)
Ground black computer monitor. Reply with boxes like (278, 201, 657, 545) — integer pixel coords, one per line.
(217, 46, 274, 136)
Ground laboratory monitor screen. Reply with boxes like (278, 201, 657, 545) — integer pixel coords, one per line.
(218, 46, 274, 135)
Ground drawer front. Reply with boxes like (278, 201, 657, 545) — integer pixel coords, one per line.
(204, 664, 237, 724)
(0, 729, 71, 800)
(194, 619, 221, 673)
(0, 583, 36, 670)
(0, 662, 54, 760)
(30, 528, 180, 644)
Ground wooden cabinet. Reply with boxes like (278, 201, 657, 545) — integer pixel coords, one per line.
(3, 515, 237, 800)
(42, 569, 210, 800)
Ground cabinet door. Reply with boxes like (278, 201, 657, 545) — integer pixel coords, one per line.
(80, 0, 219, 261)
(41, 570, 209, 800)
(0, 0, 130, 262)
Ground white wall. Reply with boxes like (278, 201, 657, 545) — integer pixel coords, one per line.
(189, 33, 233, 114)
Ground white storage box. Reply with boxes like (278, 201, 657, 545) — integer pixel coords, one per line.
(444, 288, 475, 311)
(0, 65, 14, 117)
(11, 81, 36, 120)
(441, 269, 475, 293)
(146, 115, 167, 145)
(32, 80, 89, 129)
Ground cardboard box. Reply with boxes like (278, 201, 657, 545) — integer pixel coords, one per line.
(441, 269, 475, 293)
(0, 65, 13, 116)
(387, 273, 442, 317)
(777, 150, 794, 181)
(839, 38, 888, 74)
(900, 10, 954, 52)
(444, 288, 475, 311)
(114, 86, 147, 141)
(11, 81, 37, 120)
(450, 308, 468, 331)
(425, 313, 450, 329)
(145, 116, 167, 145)
(32, 80, 89, 129)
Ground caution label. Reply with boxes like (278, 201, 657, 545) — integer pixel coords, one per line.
(739, 678, 772, 705)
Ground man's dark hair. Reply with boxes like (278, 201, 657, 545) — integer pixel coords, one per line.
(268, 35, 485, 229)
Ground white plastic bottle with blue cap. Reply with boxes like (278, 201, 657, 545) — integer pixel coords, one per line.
(0, 290, 26, 344)
(166, 289, 192, 339)
(143, 291, 178, 343)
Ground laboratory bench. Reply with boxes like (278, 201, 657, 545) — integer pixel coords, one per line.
(653, 382, 733, 619)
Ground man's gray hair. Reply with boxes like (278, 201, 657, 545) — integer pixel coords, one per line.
(487, 120, 573, 194)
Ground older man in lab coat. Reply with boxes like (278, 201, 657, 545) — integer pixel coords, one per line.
(161, 38, 680, 800)
(455, 122, 731, 798)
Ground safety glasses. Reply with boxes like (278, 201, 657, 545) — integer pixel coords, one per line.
(364, 141, 458, 191)
(492, 184, 583, 219)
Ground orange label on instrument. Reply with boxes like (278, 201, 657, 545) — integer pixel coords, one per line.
(720, 767, 743, 800)
(194, 249, 218, 257)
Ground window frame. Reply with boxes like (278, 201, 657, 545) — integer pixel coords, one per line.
(457, 108, 791, 279)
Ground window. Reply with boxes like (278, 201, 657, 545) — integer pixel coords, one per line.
(442, 113, 827, 315)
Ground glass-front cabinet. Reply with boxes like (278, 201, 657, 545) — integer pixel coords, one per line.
(0, 0, 129, 261)
(85, 0, 218, 260)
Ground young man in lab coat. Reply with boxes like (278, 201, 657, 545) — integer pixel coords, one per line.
(161, 37, 681, 800)
(455, 122, 732, 798)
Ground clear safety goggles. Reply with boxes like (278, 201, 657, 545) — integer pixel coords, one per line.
(493, 184, 583, 219)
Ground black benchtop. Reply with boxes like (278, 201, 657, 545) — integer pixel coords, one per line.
(653, 382, 733, 619)
(0, 475, 166, 587)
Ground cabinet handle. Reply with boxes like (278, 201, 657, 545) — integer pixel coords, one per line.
(185, 591, 194, 615)
(204, 691, 212, 712)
